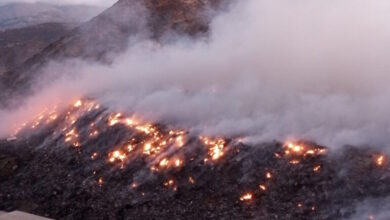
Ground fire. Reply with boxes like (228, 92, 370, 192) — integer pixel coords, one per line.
(163, 179, 175, 188)
(136, 124, 154, 134)
(240, 193, 253, 201)
(376, 155, 385, 166)
(174, 159, 183, 167)
(313, 165, 321, 172)
(108, 113, 122, 126)
(91, 152, 98, 160)
(89, 130, 99, 137)
(143, 143, 152, 155)
(15, 98, 356, 211)
(125, 118, 135, 126)
(64, 128, 79, 146)
(109, 150, 126, 163)
(175, 135, 185, 147)
(201, 137, 226, 161)
(284, 142, 327, 157)
(287, 143, 303, 153)
(73, 100, 83, 108)
(98, 177, 104, 186)
(188, 176, 195, 184)
(159, 158, 169, 167)
(127, 144, 134, 152)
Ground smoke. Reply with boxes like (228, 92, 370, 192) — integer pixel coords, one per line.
(2, 0, 390, 150)
(345, 197, 390, 220)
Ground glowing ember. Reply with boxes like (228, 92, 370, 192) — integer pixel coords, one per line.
(136, 124, 154, 134)
(284, 142, 327, 157)
(159, 158, 169, 167)
(305, 150, 315, 155)
(174, 159, 183, 167)
(376, 155, 385, 166)
(89, 130, 99, 137)
(175, 135, 185, 147)
(12, 97, 387, 218)
(290, 160, 300, 165)
(91, 152, 98, 160)
(127, 144, 134, 152)
(125, 118, 135, 126)
(163, 179, 175, 187)
(98, 177, 104, 186)
(109, 150, 126, 163)
(143, 143, 152, 155)
(108, 113, 122, 126)
(287, 143, 303, 153)
(73, 100, 83, 108)
(201, 137, 226, 161)
(240, 193, 253, 201)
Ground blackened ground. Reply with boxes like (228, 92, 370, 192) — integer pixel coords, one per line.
(0, 132, 389, 219)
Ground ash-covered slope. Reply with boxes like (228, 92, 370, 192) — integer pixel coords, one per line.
(0, 0, 227, 105)
(0, 99, 389, 219)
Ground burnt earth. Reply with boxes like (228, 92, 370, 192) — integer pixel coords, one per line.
(0, 104, 389, 219)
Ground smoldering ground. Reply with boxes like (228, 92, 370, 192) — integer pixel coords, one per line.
(2, 0, 390, 151)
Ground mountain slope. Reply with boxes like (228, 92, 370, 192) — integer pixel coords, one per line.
(0, 2, 104, 31)
(0, 0, 228, 106)
(0, 23, 75, 77)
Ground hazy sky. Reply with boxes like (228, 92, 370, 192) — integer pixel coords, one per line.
(0, 0, 116, 6)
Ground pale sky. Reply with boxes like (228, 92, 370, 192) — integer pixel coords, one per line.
(0, 0, 117, 6)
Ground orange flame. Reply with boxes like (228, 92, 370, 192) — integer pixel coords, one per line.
(376, 155, 385, 166)
(240, 192, 253, 201)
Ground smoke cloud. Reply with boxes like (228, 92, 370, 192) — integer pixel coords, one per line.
(346, 197, 390, 220)
(2, 0, 390, 150)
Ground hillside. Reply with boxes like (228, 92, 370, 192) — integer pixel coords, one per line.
(0, 0, 227, 106)
(0, 22, 75, 77)
(0, 2, 103, 30)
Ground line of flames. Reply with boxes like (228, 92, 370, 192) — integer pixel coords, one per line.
(10, 98, 387, 207)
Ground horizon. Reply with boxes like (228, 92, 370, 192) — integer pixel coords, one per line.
(0, 0, 116, 7)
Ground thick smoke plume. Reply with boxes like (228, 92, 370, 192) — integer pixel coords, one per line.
(2, 0, 390, 150)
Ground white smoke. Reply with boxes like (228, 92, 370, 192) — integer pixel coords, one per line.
(2, 0, 390, 150)
(346, 197, 390, 220)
